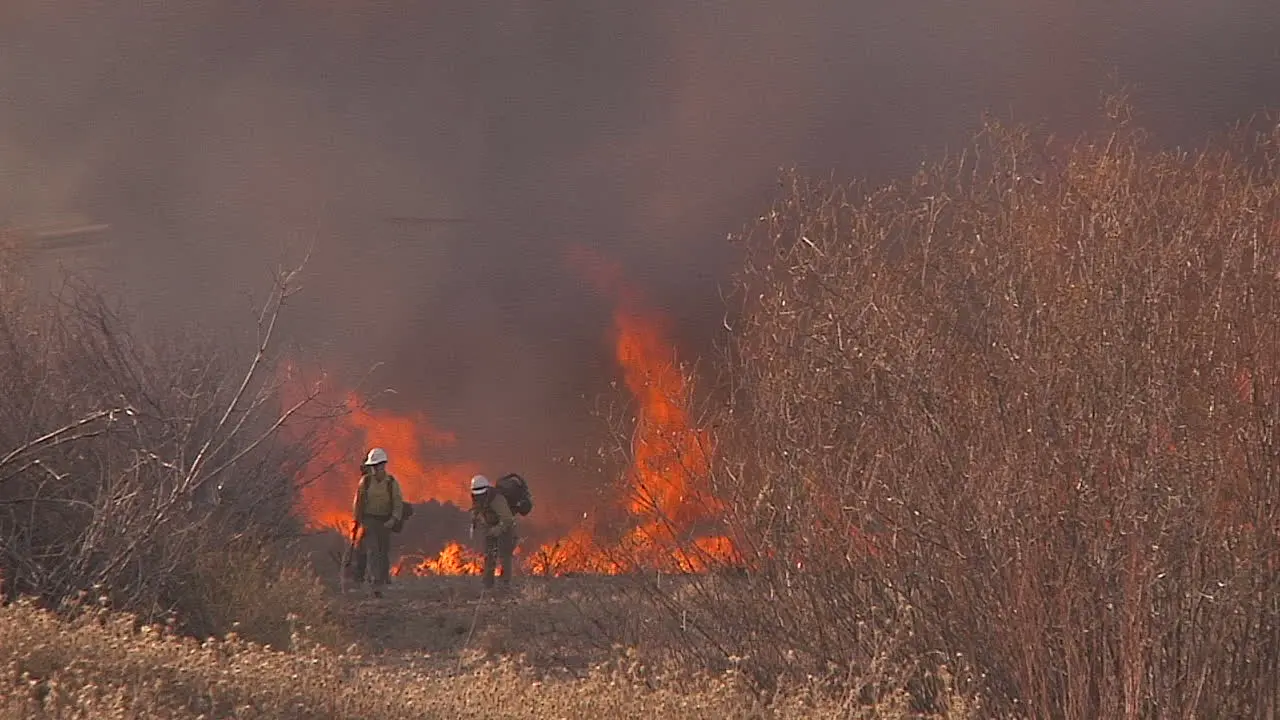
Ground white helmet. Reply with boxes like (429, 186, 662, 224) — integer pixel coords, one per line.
(363, 447, 389, 466)
(470, 474, 491, 495)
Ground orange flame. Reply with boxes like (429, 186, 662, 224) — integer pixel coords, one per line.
(398, 299, 739, 577)
(615, 309, 716, 523)
(288, 251, 740, 576)
(525, 526, 627, 575)
(296, 390, 480, 535)
(520, 299, 738, 576)
(414, 542, 486, 576)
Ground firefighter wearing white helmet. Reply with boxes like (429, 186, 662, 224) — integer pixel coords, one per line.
(350, 447, 405, 597)
(469, 474, 517, 590)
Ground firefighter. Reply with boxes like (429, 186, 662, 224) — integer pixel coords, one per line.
(352, 447, 404, 597)
(469, 474, 517, 590)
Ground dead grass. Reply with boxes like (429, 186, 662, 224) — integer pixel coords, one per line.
(0, 576, 979, 720)
(171, 541, 346, 651)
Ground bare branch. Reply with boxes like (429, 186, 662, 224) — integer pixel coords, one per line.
(0, 408, 127, 470)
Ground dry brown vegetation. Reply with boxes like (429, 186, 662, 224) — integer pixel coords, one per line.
(635, 97, 1280, 717)
(2, 576, 935, 719)
(4, 98, 1279, 718)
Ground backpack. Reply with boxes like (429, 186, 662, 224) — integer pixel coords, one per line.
(494, 473, 534, 516)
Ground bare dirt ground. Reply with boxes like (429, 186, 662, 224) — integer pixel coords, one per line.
(331, 572, 656, 673)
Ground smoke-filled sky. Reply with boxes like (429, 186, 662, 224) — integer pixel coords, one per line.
(3, 1, 1278, 519)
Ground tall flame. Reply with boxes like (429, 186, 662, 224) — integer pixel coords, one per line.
(520, 298, 737, 576)
(616, 309, 715, 523)
(287, 248, 739, 575)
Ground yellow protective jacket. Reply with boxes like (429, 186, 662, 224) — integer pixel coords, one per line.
(353, 472, 404, 522)
(471, 490, 515, 537)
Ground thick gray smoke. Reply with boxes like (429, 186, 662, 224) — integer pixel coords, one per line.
(3, 1, 1278, 527)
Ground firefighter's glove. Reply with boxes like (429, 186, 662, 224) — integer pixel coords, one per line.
(383, 518, 397, 529)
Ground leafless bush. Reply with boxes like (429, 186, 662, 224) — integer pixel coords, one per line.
(670, 98, 1280, 716)
(0, 252, 348, 637)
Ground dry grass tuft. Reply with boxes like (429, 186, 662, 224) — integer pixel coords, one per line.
(0, 585, 964, 719)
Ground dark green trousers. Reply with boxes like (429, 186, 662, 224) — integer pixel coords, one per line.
(483, 530, 517, 588)
(354, 514, 393, 586)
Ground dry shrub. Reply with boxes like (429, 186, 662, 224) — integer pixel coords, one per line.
(670, 98, 1280, 717)
(170, 538, 342, 650)
(0, 252, 346, 635)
